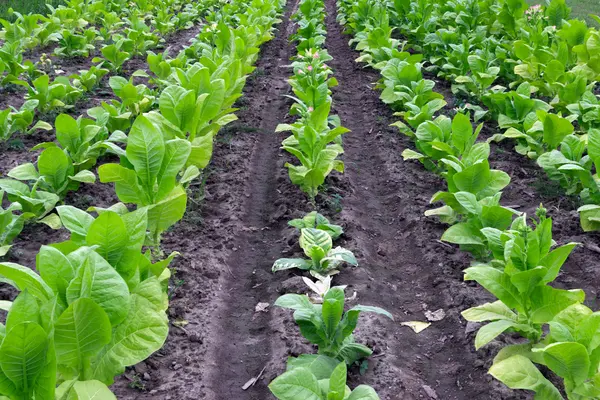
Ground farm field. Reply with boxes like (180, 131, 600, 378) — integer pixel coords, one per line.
(0, 0, 600, 399)
(527, 0, 600, 23)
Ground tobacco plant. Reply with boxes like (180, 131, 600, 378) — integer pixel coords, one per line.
(288, 211, 343, 240)
(99, 114, 194, 245)
(0, 246, 169, 396)
(0, 100, 52, 142)
(278, 102, 348, 200)
(71, 64, 110, 92)
(6, 146, 95, 198)
(54, 29, 98, 58)
(274, 287, 392, 365)
(0, 190, 25, 257)
(270, 355, 380, 400)
(462, 209, 580, 348)
(273, 228, 357, 274)
(97, 39, 132, 72)
(400, 113, 482, 171)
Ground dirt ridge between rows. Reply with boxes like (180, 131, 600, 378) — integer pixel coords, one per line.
(203, 0, 304, 397)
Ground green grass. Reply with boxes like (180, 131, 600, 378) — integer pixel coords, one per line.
(0, 0, 63, 20)
(528, 0, 600, 25)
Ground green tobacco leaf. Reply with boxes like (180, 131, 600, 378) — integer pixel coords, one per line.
(126, 115, 165, 194)
(347, 385, 380, 400)
(147, 185, 187, 238)
(39, 213, 62, 230)
(55, 114, 80, 153)
(56, 206, 94, 237)
(187, 133, 214, 169)
(57, 379, 116, 400)
(510, 267, 547, 294)
(156, 139, 191, 198)
(543, 114, 574, 149)
(328, 362, 347, 400)
(489, 355, 563, 399)
(275, 294, 316, 315)
(272, 258, 312, 272)
(321, 247, 358, 269)
(8, 163, 39, 181)
(38, 147, 72, 193)
(0, 322, 48, 394)
(535, 342, 590, 386)
(540, 243, 578, 283)
(86, 211, 128, 268)
(347, 305, 394, 320)
(300, 228, 333, 257)
(529, 286, 584, 323)
(5, 291, 40, 332)
(159, 86, 196, 133)
(269, 367, 322, 400)
(69, 170, 96, 184)
(474, 320, 515, 349)
(54, 298, 111, 370)
(338, 342, 372, 365)
(323, 289, 344, 337)
(451, 113, 474, 154)
(462, 301, 517, 322)
(91, 292, 168, 385)
(0, 262, 53, 301)
(98, 163, 146, 204)
(464, 266, 522, 311)
(286, 355, 338, 379)
(441, 222, 483, 245)
(453, 161, 491, 195)
(66, 251, 130, 326)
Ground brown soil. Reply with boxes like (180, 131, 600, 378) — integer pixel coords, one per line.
(1, 0, 599, 399)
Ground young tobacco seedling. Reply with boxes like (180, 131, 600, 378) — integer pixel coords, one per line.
(269, 355, 380, 400)
(278, 101, 348, 200)
(272, 228, 357, 274)
(108, 76, 155, 117)
(462, 209, 580, 349)
(54, 29, 97, 58)
(274, 287, 393, 365)
(55, 205, 178, 285)
(98, 114, 194, 246)
(401, 113, 483, 172)
(71, 64, 110, 92)
(288, 211, 343, 240)
(490, 302, 600, 399)
(30, 113, 111, 174)
(96, 39, 132, 73)
(0, 190, 24, 257)
(7, 146, 95, 198)
(0, 178, 60, 226)
(0, 100, 52, 141)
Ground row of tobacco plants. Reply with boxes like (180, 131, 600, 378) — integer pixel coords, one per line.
(0, 0, 216, 144)
(393, 0, 600, 233)
(0, 0, 286, 397)
(267, 1, 390, 399)
(0, 0, 237, 254)
(337, 0, 600, 398)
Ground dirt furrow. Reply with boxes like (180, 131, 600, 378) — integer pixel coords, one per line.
(111, 0, 312, 398)
(203, 0, 304, 397)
